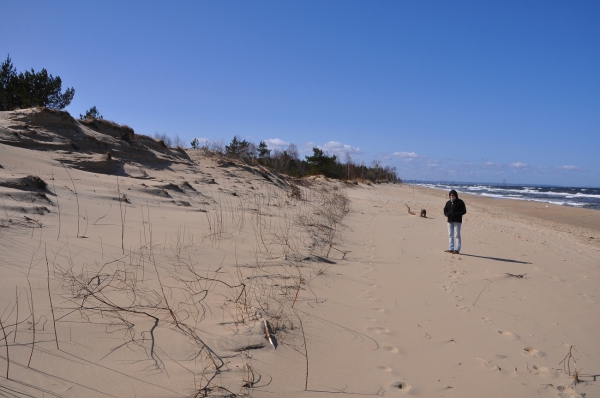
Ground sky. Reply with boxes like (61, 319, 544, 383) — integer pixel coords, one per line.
(2, 1, 599, 186)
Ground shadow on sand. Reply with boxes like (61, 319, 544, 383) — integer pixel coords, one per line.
(460, 253, 531, 264)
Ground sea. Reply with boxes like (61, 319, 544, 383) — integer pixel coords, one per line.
(411, 182, 600, 211)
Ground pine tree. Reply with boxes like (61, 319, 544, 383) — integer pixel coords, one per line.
(225, 135, 250, 157)
(257, 141, 271, 159)
(79, 106, 103, 120)
(305, 148, 344, 178)
(0, 55, 17, 111)
(0, 54, 75, 111)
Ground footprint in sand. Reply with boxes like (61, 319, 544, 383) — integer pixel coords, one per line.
(442, 285, 453, 293)
(453, 295, 464, 301)
(366, 326, 392, 335)
(523, 346, 546, 357)
(390, 381, 412, 394)
(455, 304, 470, 311)
(530, 364, 558, 377)
(375, 365, 393, 372)
(498, 330, 520, 340)
(365, 317, 378, 322)
(364, 295, 378, 301)
(481, 317, 493, 324)
(372, 307, 386, 313)
(477, 358, 502, 372)
(382, 345, 399, 354)
(556, 385, 582, 398)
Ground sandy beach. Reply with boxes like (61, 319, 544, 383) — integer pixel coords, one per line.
(1, 108, 599, 398)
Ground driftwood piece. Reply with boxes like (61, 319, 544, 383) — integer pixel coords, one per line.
(404, 203, 416, 215)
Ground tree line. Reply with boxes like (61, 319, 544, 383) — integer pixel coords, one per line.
(192, 136, 401, 183)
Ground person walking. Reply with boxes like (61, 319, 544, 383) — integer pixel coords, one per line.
(444, 189, 467, 254)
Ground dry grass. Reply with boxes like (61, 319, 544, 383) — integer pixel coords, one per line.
(0, 152, 350, 396)
(80, 118, 135, 141)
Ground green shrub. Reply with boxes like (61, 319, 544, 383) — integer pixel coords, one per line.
(0, 55, 75, 111)
(79, 106, 103, 120)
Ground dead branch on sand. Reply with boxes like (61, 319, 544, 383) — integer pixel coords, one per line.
(559, 345, 578, 377)
(505, 273, 527, 278)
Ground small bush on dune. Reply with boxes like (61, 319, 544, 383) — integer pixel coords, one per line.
(79, 106, 103, 120)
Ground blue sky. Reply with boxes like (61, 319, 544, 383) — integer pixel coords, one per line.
(2, 1, 599, 186)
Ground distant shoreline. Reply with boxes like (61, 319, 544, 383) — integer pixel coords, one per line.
(405, 180, 599, 189)
(411, 181, 600, 211)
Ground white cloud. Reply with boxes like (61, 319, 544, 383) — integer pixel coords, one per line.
(510, 162, 528, 168)
(392, 151, 423, 163)
(319, 141, 363, 156)
(393, 151, 420, 158)
(557, 165, 586, 172)
(264, 138, 291, 151)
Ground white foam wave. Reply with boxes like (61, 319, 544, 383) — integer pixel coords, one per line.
(413, 183, 599, 209)
(566, 193, 600, 199)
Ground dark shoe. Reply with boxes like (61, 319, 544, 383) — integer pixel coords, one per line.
(445, 250, 453, 253)
(453, 250, 460, 254)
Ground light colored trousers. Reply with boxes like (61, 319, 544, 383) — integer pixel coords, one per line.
(448, 222, 462, 252)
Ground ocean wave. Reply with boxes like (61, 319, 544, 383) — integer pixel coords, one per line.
(414, 183, 600, 210)
(566, 192, 600, 199)
(524, 198, 585, 207)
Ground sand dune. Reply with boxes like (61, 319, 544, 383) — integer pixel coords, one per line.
(0, 108, 599, 397)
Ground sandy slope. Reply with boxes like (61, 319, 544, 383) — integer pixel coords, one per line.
(0, 109, 599, 397)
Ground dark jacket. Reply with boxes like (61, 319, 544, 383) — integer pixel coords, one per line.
(444, 189, 467, 223)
